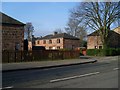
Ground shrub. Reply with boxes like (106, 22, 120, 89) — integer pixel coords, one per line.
(87, 48, 120, 56)
(79, 49, 84, 56)
(59, 48, 71, 51)
(87, 49, 95, 56)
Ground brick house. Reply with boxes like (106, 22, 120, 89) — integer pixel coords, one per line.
(1, 12, 25, 51)
(113, 26, 120, 34)
(35, 32, 80, 50)
(87, 26, 120, 49)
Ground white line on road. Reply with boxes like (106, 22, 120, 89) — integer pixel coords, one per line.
(2, 86, 13, 89)
(50, 72, 100, 83)
(113, 68, 119, 70)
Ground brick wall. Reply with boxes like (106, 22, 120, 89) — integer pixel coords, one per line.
(87, 28, 120, 49)
(35, 38, 79, 50)
(87, 36, 103, 49)
(108, 31, 120, 48)
(35, 38, 64, 50)
(63, 39, 80, 49)
(2, 25, 24, 50)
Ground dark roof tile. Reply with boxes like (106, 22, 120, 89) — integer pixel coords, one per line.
(38, 33, 79, 40)
(0, 12, 25, 25)
(87, 29, 119, 36)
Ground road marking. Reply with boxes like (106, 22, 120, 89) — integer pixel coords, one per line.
(2, 86, 13, 89)
(113, 68, 119, 70)
(50, 72, 100, 83)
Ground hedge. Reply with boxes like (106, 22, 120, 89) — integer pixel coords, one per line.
(87, 48, 120, 56)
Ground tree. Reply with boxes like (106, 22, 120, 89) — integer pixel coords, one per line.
(77, 27, 87, 47)
(24, 22, 34, 40)
(65, 16, 87, 47)
(69, 2, 119, 48)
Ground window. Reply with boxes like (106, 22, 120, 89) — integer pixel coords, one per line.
(72, 45, 75, 50)
(43, 40, 46, 44)
(57, 39, 60, 43)
(95, 46, 97, 49)
(15, 42, 20, 50)
(49, 40, 52, 44)
(99, 46, 102, 49)
(49, 47, 52, 49)
(2, 30, 4, 34)
(57, 46, 60, 49)
(37, 41, 40, 44)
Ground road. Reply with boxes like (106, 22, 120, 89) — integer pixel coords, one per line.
(2, 59, 118, 88)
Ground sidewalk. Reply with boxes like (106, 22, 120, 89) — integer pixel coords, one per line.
(2, 58, 97, 72)
(3, 56, 118, 72)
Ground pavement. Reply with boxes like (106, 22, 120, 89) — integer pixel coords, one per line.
(2, 56, 119, 72)
(2, 56, 97, 72)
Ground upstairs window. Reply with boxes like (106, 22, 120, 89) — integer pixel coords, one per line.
(37, 41, 40, 44)
(49, 40, 52, 44)
(72, 45, 75, 50)
(57, 39, 60, 43)
(43, 40, 46, 44)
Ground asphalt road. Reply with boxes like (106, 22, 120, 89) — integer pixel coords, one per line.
(2, 59, 118, 88)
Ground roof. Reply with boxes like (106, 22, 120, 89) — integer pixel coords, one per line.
(113, 26, 120, 34)
(37, 33, 79, 40)
(87, 30, 100, 36)
(0, 12, 25, 25)
(112, 26, 120, 31)
(88, 27, 120, 36)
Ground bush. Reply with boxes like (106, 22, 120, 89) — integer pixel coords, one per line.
(59, 48, 71, 51)
(79, 49, 84, 56)
(87, 48, 120, 56)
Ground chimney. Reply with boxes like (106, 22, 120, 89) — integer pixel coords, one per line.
(32, 35, 34, 38)
(54, 32, 58, 35)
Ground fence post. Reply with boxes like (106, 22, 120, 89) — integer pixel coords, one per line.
(62, 51, 64, 60)
(15, 51, 16, 62)
(21, 51, 23, 62)
(52, 51, 53, 60)
(8, 51, 9, 63)
(31, 51, 33, 61)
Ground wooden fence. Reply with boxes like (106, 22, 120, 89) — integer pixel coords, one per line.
(2, 50, 80, 63)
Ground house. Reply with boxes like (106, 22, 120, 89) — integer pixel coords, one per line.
(35, 32, 80, 50)
(87, 26, 120, 49)
(28, 40, 32, 50)
(1, 12, 25, 51)
(113, 26, 120, 34)
(24, 35, 38, 51)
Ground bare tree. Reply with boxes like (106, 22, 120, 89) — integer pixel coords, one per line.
(69, 2, 119, 48)
(65, 16, 87, 46)
(65, 17, 79, 36)
(76, 27, 87, 47)
(24, 22, 34, 40)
